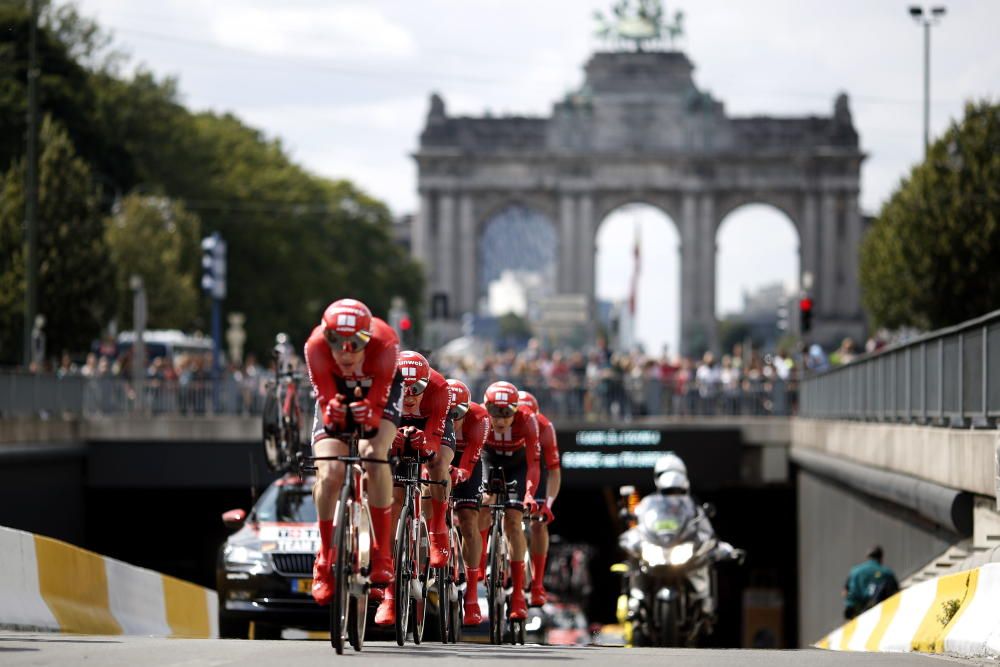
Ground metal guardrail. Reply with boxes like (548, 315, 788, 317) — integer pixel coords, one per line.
(800, 309, 1000, 427)
(0, 371, 86, 418)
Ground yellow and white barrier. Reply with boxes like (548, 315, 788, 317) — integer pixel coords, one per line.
(816, 564, 1000, 659)
(0, 525, 217, 637)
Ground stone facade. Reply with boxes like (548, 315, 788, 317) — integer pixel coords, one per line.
(413, 50, 866, 354)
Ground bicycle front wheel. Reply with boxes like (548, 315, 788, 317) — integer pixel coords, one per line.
(412, 517, 429, 644)
(393, 504, 412, 647)
(329, 487, 352, 654)
(487, 519, 505, 645)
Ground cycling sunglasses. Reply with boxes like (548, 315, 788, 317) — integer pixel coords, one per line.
(486, 403, 517, 419)
(448, 402, 470, 421)
(404, 377, 429, 396)
(323, 328, 372, 352)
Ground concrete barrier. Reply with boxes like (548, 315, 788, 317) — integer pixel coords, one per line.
(0, 525, 217, 637)
(816, 564, 1000, 659)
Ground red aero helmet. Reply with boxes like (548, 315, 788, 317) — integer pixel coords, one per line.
(322, 298, 372, 352)
(484, 381, 519, 418)
(517, 390, 539, 414)
(446, 379, 471, 421)
(398, 350, 431, 395)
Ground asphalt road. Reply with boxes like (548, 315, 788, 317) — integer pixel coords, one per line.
(0, 633, 987, 666)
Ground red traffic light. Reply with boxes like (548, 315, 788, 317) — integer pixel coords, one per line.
(399, 316, 412, 331)
(799, 297, 813, 312)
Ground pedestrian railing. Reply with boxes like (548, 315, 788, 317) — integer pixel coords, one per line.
(800, 309, 1000, 427)
(1, 369, 795, 421)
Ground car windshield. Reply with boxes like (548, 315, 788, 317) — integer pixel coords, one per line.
(254, 481, 317, 523)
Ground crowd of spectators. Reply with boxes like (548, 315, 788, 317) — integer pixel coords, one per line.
(14, 331, 895, 420)
(434, 338, 802, 420)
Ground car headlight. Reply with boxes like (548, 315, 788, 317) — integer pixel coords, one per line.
(224, 544, 267, 568)
(641, 542, 670, 566)
(669, 542, 694, 566)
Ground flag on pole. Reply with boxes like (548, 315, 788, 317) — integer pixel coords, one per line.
(629, 223, 641, 316)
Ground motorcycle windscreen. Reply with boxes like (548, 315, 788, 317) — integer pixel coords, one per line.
(635, 494, 699, 546)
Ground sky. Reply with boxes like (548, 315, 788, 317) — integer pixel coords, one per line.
(74, 0, 1000, 354)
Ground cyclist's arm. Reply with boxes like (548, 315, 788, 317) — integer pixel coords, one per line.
(524, 413, 541, 499)
(423, 382, 448, 452)
(540, 419, 561, 502)
(364, 330, 400, 419)
(456, 412, 487, 474)
(304, 329, 338, 406)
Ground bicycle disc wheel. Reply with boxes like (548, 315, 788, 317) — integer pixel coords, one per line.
(449, 526, 464, 643)
(412, 517, 429, 644)
(329, 489, 351, 654)
(348, 501, 371, 652)
(393, 505, 412, 647)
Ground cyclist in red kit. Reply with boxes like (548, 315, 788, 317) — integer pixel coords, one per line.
(518, 390, 561, 606)
(446, 379, 489, 625)
(304, 298, 401, 606)
(478, 381, 540, 620)
(375, 351, 455, 626)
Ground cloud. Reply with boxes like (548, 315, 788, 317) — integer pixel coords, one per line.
(210, 4, 416, 61)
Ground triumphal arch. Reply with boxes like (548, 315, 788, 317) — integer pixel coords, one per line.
(412, 34, 866, 354)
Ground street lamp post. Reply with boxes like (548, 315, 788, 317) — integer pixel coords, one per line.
(908, 5, 947, 158)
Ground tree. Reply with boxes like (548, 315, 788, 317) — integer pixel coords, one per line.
(0, 116, 111, 363)
(860, 101, 1000, 330)
(105, 194, 201, 331)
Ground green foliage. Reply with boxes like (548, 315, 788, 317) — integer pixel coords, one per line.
(105, 194, 201, 331)
(0, 115, 111, 363)
(861, 101, 1000, 330)
(0, 1, 425, 360)
(498, 312, 533, 340)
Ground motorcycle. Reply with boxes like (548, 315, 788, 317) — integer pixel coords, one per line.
(614, 486, 744, 647)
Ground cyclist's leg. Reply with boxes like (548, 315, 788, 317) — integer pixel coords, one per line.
(456, 505, 483, 623)
(426, 423, 456, 567)
(529, 469, 549, 605)
(360, 418, 397, 584)
(311, 429, 348, 606)
(501, 455, 529, 619)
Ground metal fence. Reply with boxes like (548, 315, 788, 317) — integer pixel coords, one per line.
(1, 369, 795, 421)
(800, 309, 1000, 427)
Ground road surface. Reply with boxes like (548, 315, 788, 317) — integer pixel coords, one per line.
(0, 633, 987, 666)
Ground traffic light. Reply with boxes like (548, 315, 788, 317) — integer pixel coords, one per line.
(799, 297, 813, 334)
(399, 316, 412, 332)
(776, 302, 789, 332)
(201, 233, 227, 300)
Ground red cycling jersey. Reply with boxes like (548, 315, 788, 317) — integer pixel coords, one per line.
(536, 411, 560, 470)
(454, 401, 488, 475)
(304, 317, 399, 421)
(401, 368, 450, 452)
(484, 406, 540, 497)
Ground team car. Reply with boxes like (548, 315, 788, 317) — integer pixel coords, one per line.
(217, 473, 324, 639)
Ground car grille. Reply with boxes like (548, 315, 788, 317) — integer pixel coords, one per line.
(271, 553, 313, 576)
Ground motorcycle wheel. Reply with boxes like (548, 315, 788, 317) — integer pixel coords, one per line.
(655, 598, 680, 647)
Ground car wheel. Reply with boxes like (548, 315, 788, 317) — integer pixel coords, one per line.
(251, 622, 282, 640)
(218, 613, 249, 639)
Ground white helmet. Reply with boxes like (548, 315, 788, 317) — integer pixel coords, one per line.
(655, 470, 690, 493)
(654, 453, 687, 478)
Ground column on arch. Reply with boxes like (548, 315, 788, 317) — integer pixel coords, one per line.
(436, 192, 456, 317)
(800, 191, 819, 297)
(843, 192, 862, 317)
(679, 191, 699, 355)
(820, 190, 838, 317)
(576, 193, 595, 297)
(558, 192, 577, 293)
(457, 193, 477, 315)
(414, 191, 437, 313)
(699, 193, 719, 353)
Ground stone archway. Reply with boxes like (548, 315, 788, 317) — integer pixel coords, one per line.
(413, 49, 866, 353)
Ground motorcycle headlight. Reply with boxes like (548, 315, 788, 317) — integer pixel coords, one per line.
(669, 542, 695, 566)
(641, 542, 670, 567)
